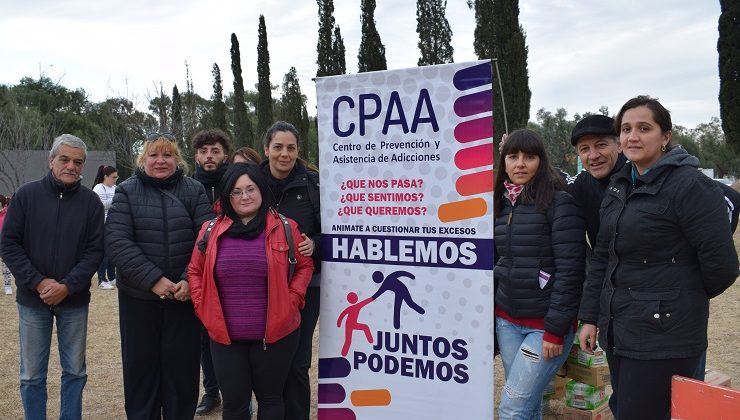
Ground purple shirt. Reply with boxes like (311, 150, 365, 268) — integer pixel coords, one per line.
(214, 232, 267, 341)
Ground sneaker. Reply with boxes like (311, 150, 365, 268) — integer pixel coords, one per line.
(99, 281, 114, 290)
(4, 285, 11, 295)
(195, 394, 221, 416)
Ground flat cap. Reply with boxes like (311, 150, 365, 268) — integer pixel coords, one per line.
(571, 115, 616, 146)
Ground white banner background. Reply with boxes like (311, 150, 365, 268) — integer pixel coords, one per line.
(316, 60, 495, 420)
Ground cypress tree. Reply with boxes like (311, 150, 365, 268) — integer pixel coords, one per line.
(316, 0, 336, 77)
(231, 33, 253, 148)
(357, 0, 387, 72)
(333, 26, 347, 75)
(257, 15, 274, 141)
(719, 0, 739, 150)
(171, 84, 183, 147)
(280, 67, 310, 160)
(211, 63, 228, 132)
(416, 0, 454, 66)
(486, 0, 530, 135)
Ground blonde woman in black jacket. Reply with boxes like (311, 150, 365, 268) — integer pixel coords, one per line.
(106, 133, 213, 419)
(578, 96, 739, 420)
(494, 129, 585, 419)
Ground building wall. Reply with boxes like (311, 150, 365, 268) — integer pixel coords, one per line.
(0, 151, 116, 196)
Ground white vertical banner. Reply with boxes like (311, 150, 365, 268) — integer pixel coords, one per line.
(315, 60, 495, 420)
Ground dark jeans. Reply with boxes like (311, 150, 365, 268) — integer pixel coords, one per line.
(606, 349, 699, 420)
(283, 286, 320, 420)
(97, 255, 115, 284)
(692, 350, 707, 380)
(211, 329, 299, 420)
(118, 292, 200, 420)
(200, 326, 219, 396)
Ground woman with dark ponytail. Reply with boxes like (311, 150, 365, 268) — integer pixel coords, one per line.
(93, 164, 118, 289)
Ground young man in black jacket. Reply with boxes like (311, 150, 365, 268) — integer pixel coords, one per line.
(191, 129, 232, 415)
(0, 134, 104, 420)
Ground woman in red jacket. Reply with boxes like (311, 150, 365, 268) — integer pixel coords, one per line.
(188, 163, 313, 420)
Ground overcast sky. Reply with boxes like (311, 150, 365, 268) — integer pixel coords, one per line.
(0, 0, 724, 128)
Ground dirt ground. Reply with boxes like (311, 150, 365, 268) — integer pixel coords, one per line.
(0, 233, 738, 419)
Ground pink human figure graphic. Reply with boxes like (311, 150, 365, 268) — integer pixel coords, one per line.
(337, 292, 374, 357)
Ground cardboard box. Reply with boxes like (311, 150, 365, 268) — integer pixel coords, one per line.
(565, 380, 609, 410)
(543, 374, 567, 400)
(570, 327, 607, 366)
(568, 345, 607, 367)
(566, 361, 610, 388)
(704, 368, 732, 388)
(561, 402, 614, 420)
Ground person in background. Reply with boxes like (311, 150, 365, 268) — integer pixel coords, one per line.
(493, 129, 585, 419)
(232, 146, 263, 164)
(106, 132, 213, 419)
(1, 134, 104, 420)
(578, 96, 739, 420)
(191, 129, 232, 416)
(259, 121, 321, 420)
(189, 163, 313, 419)
(0, 194, 12, 295)
(92, 165, 118, 290)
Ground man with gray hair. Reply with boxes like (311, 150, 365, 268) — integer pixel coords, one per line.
(1, 134, 104, 420)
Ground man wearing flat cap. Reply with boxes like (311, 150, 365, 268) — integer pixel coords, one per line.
(567, 114, 626, 244)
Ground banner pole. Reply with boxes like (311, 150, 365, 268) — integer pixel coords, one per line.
(492, 58, 509, 135)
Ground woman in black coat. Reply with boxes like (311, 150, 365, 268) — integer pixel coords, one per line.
(259, 121, 321, 420)
(494, 129, 585, 419)
(578, 96, 739, 420)
(106, 133, 213, 419)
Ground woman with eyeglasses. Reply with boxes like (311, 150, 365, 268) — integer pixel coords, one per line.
(188, 163, 313, 419)
(106, 133, 213, 419)
(93, 164, 118, 290)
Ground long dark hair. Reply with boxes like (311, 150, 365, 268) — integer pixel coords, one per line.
(493, 129, 565, 216)
(94, 164, 117, 185)
(219, 163, 270, 222)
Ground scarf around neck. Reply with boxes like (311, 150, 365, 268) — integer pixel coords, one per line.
(504, 180, 524, 205)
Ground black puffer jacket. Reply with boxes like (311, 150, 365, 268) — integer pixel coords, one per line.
(105, 170, 213, 300)
(579, 147, 738, 359)
(262, 159, 322, 285)
(494, 190, 586, 337)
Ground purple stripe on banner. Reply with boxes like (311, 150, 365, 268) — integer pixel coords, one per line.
(319, 383, 347, 404)
(453, 62, 493, 91)
(322, 234, 494, 270)
(454, 116, 494, 145)
(319, 357, 352, 379)
(454, 90, 493, 117)
(318, 408, 357, 420)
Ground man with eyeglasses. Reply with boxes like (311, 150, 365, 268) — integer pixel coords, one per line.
(1, 134, 104, 420)
(191, 129, 233, 415)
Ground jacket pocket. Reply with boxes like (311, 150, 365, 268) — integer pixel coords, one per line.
(627, 287, 681, 342)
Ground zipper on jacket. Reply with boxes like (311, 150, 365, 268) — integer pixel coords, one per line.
(263, 338, 267, 350)
(211, 186, 215, 203)
(160, 192, 171, 276)
(505, 205, 516, 281)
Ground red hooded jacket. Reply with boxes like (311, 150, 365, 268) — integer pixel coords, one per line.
(188, 210, 314, 345)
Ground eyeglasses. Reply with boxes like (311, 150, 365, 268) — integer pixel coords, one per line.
(230, 187, 259, 198)
(146, 132, 177, 142)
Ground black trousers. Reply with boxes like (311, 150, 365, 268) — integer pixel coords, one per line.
(283, 286, 320, 420)
(118, 292, 200, 420)
(211, 329, 300, 420)
(200, 325, 220, 396)
(606, 349, 699, 420)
